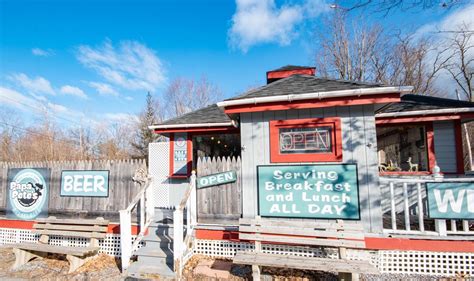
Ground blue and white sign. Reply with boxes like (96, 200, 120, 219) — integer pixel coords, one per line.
(172, 132, 188, 176)
(61, 170, 109, 197)
(258, 164, 360, 219)
(426, 182, 474, 219)
(7, 168, 50, 220)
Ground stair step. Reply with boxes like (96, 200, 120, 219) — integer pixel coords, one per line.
(135, 246, 173, 258)
(143, 234, 173, 243)
(127, 262, 175, 278)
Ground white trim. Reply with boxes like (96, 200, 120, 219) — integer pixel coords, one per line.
(148, 121, 237, 130)
(216, 86, 413, 108)
(376, 107, 474, 118)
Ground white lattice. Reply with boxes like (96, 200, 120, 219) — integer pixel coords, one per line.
(149, 142, 171, 208)
(379, 250, 474, 276)
(0, 228, 143, 257)
(193, 239, 473, 277)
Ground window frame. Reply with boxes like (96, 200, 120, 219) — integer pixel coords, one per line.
(376, 122, 436, 176)
(269, 117, 342, 163)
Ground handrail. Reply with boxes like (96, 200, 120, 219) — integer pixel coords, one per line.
(119, 176, 155, 271)
(380, 176, 474, 184)
(173, 171, 197, 279)
(126, 179, 152, 212)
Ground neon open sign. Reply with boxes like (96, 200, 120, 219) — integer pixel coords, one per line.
(279, 127, 332, 153)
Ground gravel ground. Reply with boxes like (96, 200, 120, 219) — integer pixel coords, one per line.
(0, 247, 457, 281)
(0, 246, 122, 281)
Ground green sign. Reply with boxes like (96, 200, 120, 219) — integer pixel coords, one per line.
(61, 170, 109, 197)
(197, 171, 237, 189)
(257, 164, 360, 219)
(7, 168, 50, 220)
(426, 182, 474, 219)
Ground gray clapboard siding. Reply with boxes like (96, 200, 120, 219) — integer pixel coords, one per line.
(240, 105, 382, 233)
(433, 121, 457, 173)
(0, 159, 146, 216)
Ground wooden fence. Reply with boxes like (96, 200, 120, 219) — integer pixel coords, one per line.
(197, 156, 242, 224)
(0, 159, 146, 219)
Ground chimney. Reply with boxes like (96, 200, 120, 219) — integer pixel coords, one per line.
(266, 65, 316, 84)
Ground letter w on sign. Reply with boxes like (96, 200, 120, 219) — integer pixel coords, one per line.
(426, 182, 474, 219)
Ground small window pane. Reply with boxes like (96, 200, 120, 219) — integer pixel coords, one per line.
(377, 125, 429, 172)
(279, 127, 332, 154)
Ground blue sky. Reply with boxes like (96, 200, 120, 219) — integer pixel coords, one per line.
(0, 0, 472, 127)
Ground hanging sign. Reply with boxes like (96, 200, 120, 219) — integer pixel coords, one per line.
(172, 132, 188, 176)
(7, 168, 50, 220)
(60, 170, 110, 197)
(257, 164, 360, 219)
(426, 182, 474, 219)
(197, 171, 237, 189)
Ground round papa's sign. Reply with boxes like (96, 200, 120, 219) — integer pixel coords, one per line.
(8, 169, 48, 220)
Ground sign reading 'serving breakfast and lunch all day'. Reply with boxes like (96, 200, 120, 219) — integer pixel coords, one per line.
(258, 164, 360, 219)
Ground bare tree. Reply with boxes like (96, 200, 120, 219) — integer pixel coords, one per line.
(163, 76, 222, 119)
(338, 0, 464, 15)
(315, 12, 450, 95)
(442, 23, 474, 102)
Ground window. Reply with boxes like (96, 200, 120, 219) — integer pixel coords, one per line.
(377, 125, 430, 173)
(270, 118, 342, 163)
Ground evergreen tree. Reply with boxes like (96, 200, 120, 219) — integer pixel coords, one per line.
(131, 92, 160, 160)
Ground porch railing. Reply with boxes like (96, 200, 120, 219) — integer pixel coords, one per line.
(173, 171, 197, 278)
(380, 175, 474, 237)
(119, 177, 155, 271)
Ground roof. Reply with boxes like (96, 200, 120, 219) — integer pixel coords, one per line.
(155, 104, 231, 126)
(376, 94, 474, 114)
(268, 65, 315, 72)
(225, 74, 385, 101)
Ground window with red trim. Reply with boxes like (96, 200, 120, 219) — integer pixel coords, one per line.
(269, 118, 342, 163)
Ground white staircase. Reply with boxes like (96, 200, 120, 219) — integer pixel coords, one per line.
(119, 173, 197, 279)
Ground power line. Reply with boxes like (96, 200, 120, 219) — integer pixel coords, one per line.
(0, 121, 65, 143)
(0, 95, 85, 127)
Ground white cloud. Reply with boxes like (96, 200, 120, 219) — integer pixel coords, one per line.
(229, 0, 328, 52)
(104, 113, 139, 124)
(76, 40, 166, 91)
(32, 48, 54, 57)
(0, 86, 80, 119)
(8, 73, 55, 96)
(60, 85, 88, 99)
(416, 3, 474, 97)
(88, 81, 119, 97)
(416, 4, 474, 35)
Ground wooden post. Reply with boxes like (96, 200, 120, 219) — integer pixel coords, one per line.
(190, 171, 197, 227)
(119, 209, 132, 271)
(145, 180, 155, 222)
(139, 193, 145, 232)
(390, 182, 397, 230)
(416, 183, 425, 232)
(173, 207, 184, 276)
(435, 219, 447, 236)
(403, 183, 410, 231)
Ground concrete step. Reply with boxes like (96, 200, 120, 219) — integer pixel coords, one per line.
(143, 233, 173, 243)
(127, 261, 175, 279)
(135, 245, 173, 259)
